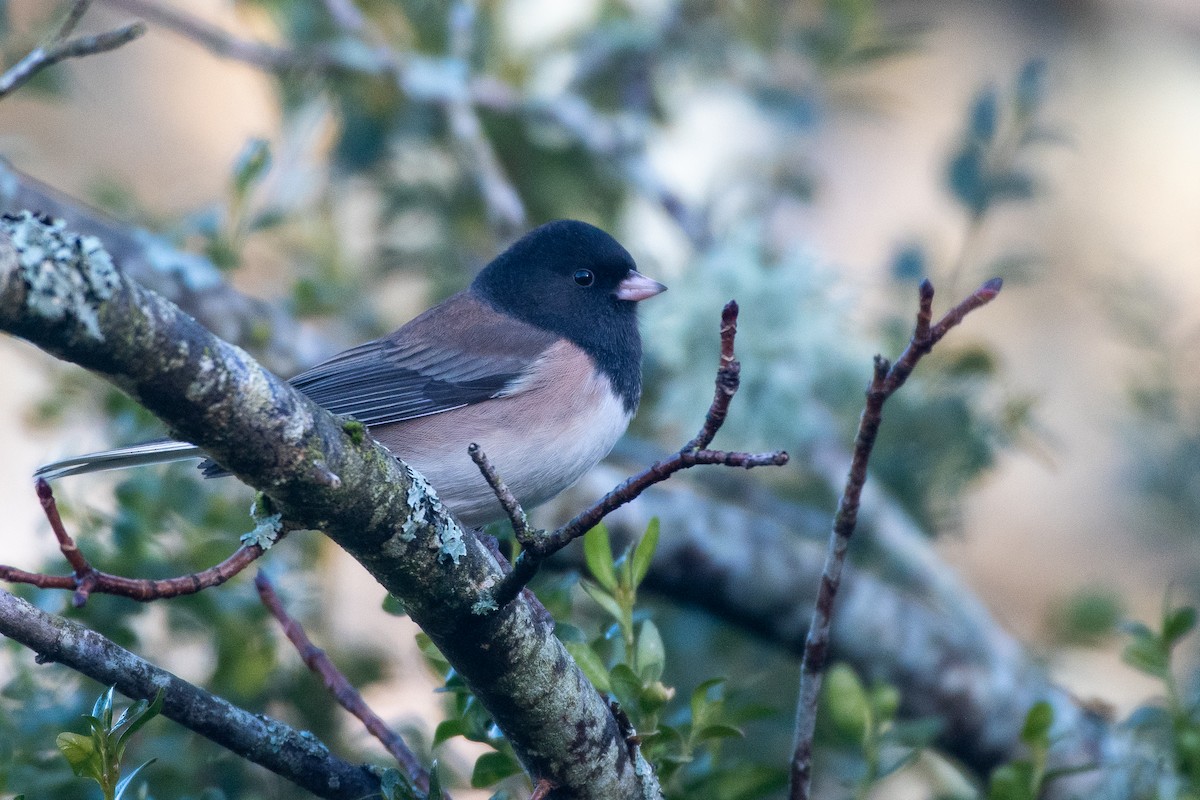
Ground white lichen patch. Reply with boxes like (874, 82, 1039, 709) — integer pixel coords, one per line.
(184, 351, 224, 402)
(398, 465, 465, 564)
(471, 575, 498, 615)
(471, 593, 498, 615)
(4, 212, 121, 341)
(242, 496, 283, 549)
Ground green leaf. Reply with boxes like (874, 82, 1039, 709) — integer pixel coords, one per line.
(583, 525, 617, 591)
(92, 685, 115, 728)
(114, 758, 156, 800)
(470, 750, 522, 788)
(1119, 620, 1155, 640)
(869, 683, 901, 721)
(579, 579, 624, 624)
(459, 697, 495, 743)
(885, 717, 945, 748)
(427, 760, 443, 800)
(554, 622, 586, 643)
(821, 664, 868, 742)
(969, 86, 999, 142)
(232, 138, 272, 197)
(695, 723, 744, 742)
(433, 718, 466, 747)
(56, 732, 102, 781)
(382, 594, 407, 617)
(635, 620, 665, 683)
(1163, 606, 1197, 646)
(630, 518, 660, 588)
(1020, 701, 1053, 745)
(1122, 637, 1169, 679)
(115, 689, 164, 754)
(987, 762, 1035, 800)
(564, 641, 613, 694)
(690, 677, 726, 728)
(415, 633, 448, 669)
(609, 664, 643, 710)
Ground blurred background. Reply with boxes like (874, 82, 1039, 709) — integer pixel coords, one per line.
(2, 0, 1200, 797)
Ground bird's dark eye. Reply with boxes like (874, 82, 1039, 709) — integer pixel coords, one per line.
(573, 269, 595, 287)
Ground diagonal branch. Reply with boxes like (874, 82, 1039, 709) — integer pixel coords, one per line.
(0, 587, 380, 799)
(255, 572, 435, 793)
(788, 277, 1003, 800)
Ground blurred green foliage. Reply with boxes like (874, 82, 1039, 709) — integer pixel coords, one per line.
(1116, 602, 1200, 799)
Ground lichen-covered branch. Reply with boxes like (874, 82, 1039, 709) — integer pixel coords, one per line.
(0, 586, 381, 799)
(0, 160, 318, 375)
(0, 212, 661, 800)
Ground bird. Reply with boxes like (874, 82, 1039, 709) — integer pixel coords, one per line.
(34, 219, 666, 527)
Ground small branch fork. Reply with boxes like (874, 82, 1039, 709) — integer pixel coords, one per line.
(787, 277, 1003, 800)
(0, 1, 146, 99)
(0, 479, 276, 607)
(471, 301, 789, 610)
(254, 572, 436, 795)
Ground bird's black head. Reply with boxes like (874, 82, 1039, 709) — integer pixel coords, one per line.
(471, 220, 665, 411)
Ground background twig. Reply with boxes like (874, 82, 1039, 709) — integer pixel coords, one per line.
(0, 3, 145, 99)
(255, 572, 434, 793)
(788, 277, 1003, 800)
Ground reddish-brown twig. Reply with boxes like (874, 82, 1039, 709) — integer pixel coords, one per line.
(529, 778, 556, 800)
(788, 277, 1003, 800)
(0, 479, 271, 607)
(482, 301, 789, 610)
(254, 572, 434, 793)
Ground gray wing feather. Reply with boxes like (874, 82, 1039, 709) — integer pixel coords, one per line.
(34, 441, 203, 481)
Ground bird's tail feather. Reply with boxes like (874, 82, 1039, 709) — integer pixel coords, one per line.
(34, 440, 203, 482)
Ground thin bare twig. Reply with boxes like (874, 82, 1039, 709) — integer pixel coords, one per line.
(468, 443, 532, 544)
(482, 301, 789, 609)
(57, 0, 93, 40)
(788, 277, 1003, 800)
(0, 479, 273, 606)
(683, 300, 740, 452)
(0, 5, 146, 100)
(98, 0, 327, 71)
(254, 572, 434, 794)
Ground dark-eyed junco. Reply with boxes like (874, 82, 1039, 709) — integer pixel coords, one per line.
(35, 220, 666, 526)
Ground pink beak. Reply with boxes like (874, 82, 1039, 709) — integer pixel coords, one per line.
(615, 270, 667, 302)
